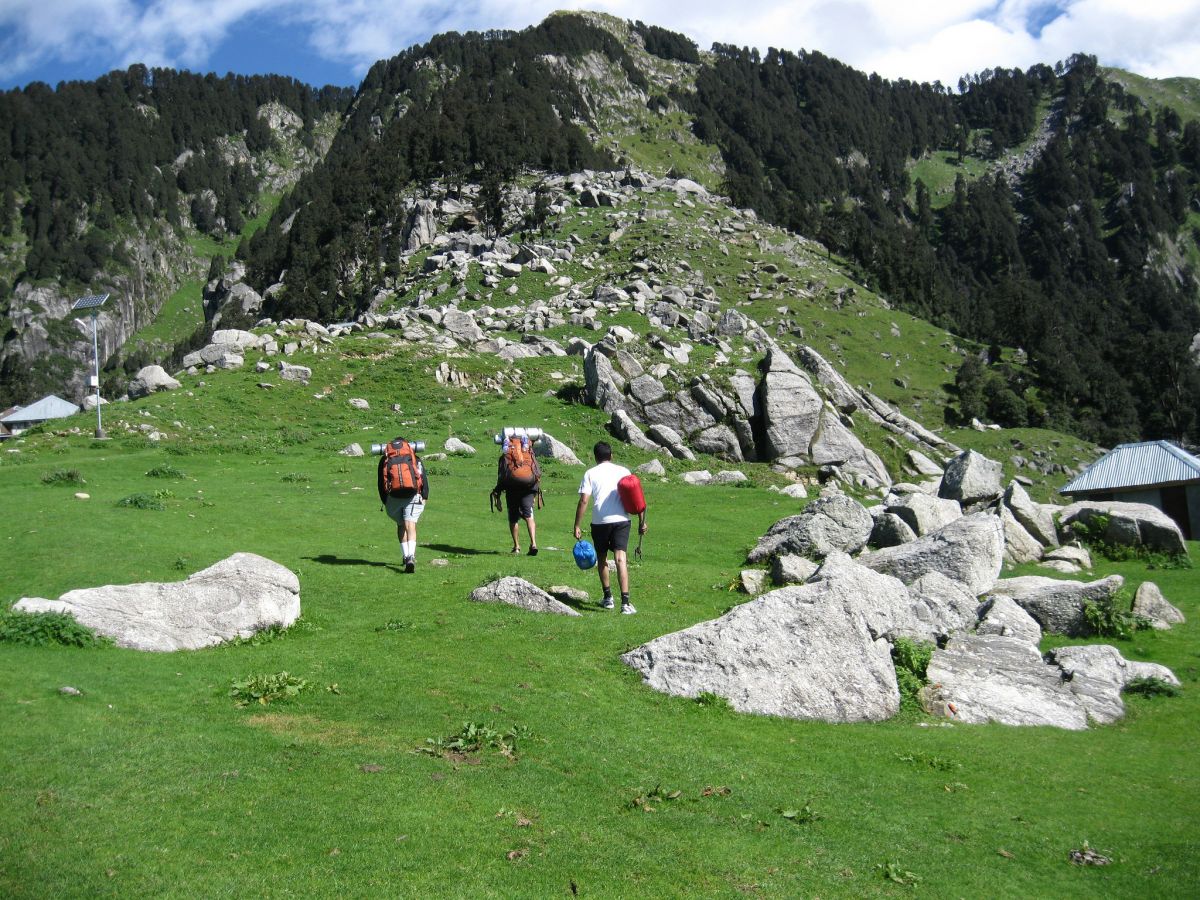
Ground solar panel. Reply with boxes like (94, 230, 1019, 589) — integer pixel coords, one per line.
(72, 293, 110, 311)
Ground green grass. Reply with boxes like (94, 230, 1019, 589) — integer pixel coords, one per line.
(1, 341, 1198, 897)
(908, 150, 990, 208)
(1101, 68, 1200, 124)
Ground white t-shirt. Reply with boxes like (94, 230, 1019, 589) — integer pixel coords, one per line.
(579, 460, 631, 524)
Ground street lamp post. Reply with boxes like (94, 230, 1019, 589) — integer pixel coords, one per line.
(71, 293, 110, 439)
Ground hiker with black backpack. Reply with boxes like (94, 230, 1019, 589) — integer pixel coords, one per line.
(376, 438, 429, 574)
(492, 431, 542, 555)
(573, 441, 647, 614)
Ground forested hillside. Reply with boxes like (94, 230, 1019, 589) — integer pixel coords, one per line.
(0, 69, 352, 407)
(688, 49, 1200, 445)
(2, 12, 1198, 447)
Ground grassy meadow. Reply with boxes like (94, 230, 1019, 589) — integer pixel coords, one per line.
(1, 343, 1198, 898)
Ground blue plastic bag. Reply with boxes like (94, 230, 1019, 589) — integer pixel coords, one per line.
(573, 539, 597, 570)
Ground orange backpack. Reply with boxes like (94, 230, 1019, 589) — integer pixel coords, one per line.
(382, 439, 423, 494)
(500, 437, 540, 489)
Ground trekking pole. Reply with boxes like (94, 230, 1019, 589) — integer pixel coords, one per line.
(634, 528, 644, 561)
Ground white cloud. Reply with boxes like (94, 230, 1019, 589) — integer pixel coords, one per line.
(2, 0, 1200, 89)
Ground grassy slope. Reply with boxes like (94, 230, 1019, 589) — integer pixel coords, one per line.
(1101, 68, 1200, 123)
(122, 195, 283, 359)
(0, 336, 1197, 898)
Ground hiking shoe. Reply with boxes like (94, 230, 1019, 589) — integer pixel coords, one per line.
(404, 557, 415, 574)
(527, 546, 538, 556)
(600, 596, 615, 610)
(621, 601, 637, 615)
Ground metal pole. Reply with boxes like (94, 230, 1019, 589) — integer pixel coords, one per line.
(92, 310, 104, 439)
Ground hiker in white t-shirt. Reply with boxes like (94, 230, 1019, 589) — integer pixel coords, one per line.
(573, 441, 647, 614)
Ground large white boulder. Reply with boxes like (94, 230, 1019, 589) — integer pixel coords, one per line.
(14, 553, 300, 651)
(939, 449, 1003, 505)
(622, 575, 902, 723)
(1058, 501, 1187, 557)
(127, 365, 181, 399)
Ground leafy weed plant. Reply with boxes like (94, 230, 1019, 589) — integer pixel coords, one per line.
(116, 492, 164, 510)
(695, 691, 732, 710)
(891, 637, 934, 710)
(418, 721, 531, 760)
(1123, 676, 1180, 698)
(1083, 596, 1150, 640)
(0, 610, 110, 648)
(145, 465, 185, 479)
(40, 469, 84, 485)
(229, 672, 308, 707)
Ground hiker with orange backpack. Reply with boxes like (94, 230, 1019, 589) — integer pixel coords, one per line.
(573, 441, 647, 614)
(376, 437, 429, 573)
(492, 429, 542, 555)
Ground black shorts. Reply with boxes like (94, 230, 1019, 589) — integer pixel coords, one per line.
(591, 521, 631, 558)
(505, 488, 535, 524)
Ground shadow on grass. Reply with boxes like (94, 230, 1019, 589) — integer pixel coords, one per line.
(424, 543, 503, 556)
(304, 554, 405, 573)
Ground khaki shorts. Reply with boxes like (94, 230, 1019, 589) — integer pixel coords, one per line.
(386, 493, 425, 523)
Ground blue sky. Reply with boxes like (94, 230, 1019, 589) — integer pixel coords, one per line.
(3, 1, 1199, 92)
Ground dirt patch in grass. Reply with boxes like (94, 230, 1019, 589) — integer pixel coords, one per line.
(244, 713, 389, 749)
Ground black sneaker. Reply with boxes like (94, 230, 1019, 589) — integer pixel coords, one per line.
(404, 557, 415, 574)
(527, 546, 538, 556)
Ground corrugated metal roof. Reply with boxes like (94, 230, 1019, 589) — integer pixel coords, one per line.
(1061, 441, 1200, 494)
(0, 395, 80, 424)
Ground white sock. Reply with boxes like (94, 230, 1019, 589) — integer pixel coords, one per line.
(401, 540, 415, 559)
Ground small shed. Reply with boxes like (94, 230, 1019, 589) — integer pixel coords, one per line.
(0, 395, 81, 437)
(1060, 440, 1200, 540)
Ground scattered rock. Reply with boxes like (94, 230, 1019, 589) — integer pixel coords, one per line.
(1058, 500, 1188, 557)
(622, 578, 901, 723)
(739, 569, 769, 595)
(1131, 581, 1185, 630)
(770, 554, 819, 586)
(127, 365, 181, 399)
(636, 459, 666, 477)
(1050, 644, 1180, 724)
(975, 594, 1042, 644)
(469, 577, 579, 616)
(923, 634, 1089, 730)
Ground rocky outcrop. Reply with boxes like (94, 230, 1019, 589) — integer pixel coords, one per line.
(858, 513, 1005, 596)
(886, 492, 961, 537)
(939, 449, 1003, 506)
(976, 594, 1043, 644)
(1049, 644, 1180, 725)
(14, 553, 300, 651)
(987, 574, 1124, 637)
(1131, 581, 1185, 630)
(746, 491, 874, 562)
(923, 634, 1090, 730)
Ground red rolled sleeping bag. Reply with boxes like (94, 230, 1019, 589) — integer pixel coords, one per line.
(617, 473, 646, 515)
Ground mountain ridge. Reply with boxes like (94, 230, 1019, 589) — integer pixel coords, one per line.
(1, 12, 1198, 450)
